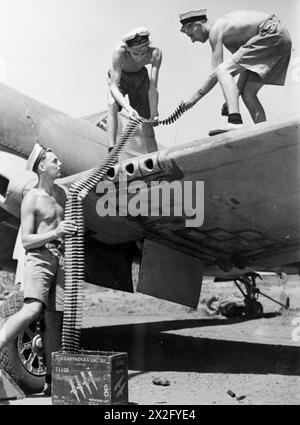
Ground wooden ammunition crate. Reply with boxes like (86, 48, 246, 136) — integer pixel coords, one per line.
(51, 351, 128, 405)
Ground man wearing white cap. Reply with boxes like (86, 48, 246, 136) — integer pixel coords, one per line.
(0, 144, 77, 395)
(180, 9, 292, 135)
(107, 26, 162, 151)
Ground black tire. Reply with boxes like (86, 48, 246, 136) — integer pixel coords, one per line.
(219, 301, 245, 318)
(0, 292, 46, 394)
(244, 299, 264, 318)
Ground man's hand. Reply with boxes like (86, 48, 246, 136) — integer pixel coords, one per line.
(221, 102, 229, 116)
(181, 99, 197, 111)
(55, 220, 77, 238)
(151, 116, 159, 127)
(128, 108, 140, 120)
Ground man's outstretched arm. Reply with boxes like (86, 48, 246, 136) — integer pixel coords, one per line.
(183, 31, 223, 109)
(109, 49, 140, 119)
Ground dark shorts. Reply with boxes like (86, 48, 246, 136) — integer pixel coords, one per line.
(109, 67, 151, 118)
(23, 247, 64, 312)
(231, 15, 292, 85)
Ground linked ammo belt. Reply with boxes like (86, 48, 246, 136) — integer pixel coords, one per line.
(62, 103, 189, 352)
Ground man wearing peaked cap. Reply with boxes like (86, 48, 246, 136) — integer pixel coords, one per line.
(179, 9, 208, 28)
(26, 143, 48, 173)
(180, 9, 292, 135)
(122, 27, 150, 47)
(0, 144, 77, 396)
(107, 26, 162, 152)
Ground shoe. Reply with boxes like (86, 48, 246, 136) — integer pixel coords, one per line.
(209, 123, 244, 137)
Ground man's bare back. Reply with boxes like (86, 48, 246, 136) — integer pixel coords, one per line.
(180, 8, 291, 132)
(210, 10, 269, 53)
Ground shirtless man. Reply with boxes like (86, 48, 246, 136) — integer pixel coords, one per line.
(180, 9, 292, 134)
(0, 144, 77, 394)
(107, 26, 162, 152)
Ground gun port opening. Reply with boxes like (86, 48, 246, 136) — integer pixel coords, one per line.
(125, 163, 134, 175)
(0, 175, 9, 198)
(144, 158, 154, 171)
(106, 167, 116, 179)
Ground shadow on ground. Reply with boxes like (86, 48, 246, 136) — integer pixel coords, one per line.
(81, 315, 300, 377)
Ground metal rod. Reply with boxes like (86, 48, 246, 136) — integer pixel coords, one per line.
(257, 289, 289, 309)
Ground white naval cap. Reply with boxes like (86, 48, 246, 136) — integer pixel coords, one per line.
(122, 26, 150, 47)
(179, 9, 207, 27)
(26, 143, 48, 173)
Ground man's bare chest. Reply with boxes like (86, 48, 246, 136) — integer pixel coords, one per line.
(36, 196, 64, 224)
(121, 54, 152, 72)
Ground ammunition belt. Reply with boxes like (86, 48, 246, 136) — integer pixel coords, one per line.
(61, 104, 189, 352)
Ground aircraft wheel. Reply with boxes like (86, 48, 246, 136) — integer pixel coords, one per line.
(219, 301, 244, 318)
(0, 292, 46, 394)
(244, 299, 263, 318)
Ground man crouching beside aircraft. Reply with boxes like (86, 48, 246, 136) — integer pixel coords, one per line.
(107, 26, 162, 152)
(0, 144, 77, 395)
(180, 9, 292, 135)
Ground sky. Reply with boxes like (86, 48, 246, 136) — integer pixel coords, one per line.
(0, 0, 299, 147)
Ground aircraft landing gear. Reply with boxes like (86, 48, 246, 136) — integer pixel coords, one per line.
(235, 272, 264, 318)
(219, 272, 289, 319)
(218, 272, 264, 318)
(244, 299, 264, 318)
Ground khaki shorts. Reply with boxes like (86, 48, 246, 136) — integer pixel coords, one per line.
(232, 15, 292, 86)
(23, 247, 64, 312)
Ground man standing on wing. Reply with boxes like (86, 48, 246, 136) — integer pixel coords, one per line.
(180, 9, 292, 135)
(0, 144, 77, 395)
(107, 26, 162, 152)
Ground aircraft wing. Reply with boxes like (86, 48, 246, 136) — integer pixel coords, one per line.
(50, 115, 300, 305)
(77, 115, 300, 278)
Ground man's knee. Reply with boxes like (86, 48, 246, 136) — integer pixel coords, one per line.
(241, 86, 258, 106)
(108, 97, 120, 115)
(142, 122, 154, 135)
(141, 123, 157, 152)
(23, 299, 43, 321)
(216, 61, 241, 78)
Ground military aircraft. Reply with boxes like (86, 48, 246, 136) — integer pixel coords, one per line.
(0, 81, 299, 393)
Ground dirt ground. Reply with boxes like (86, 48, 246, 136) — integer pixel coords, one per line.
(1, 272, 300, 405)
